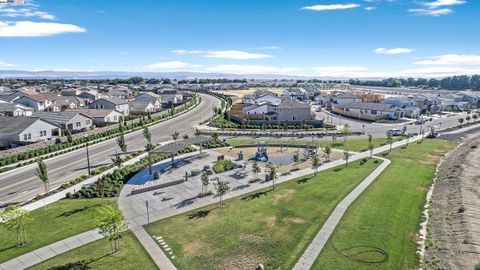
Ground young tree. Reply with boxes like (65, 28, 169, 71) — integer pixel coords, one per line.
(331, 133, 337, 145)
(310, 154, 321, 176)
(183, 134, 189, 140)
(143, 126, 152, 145)
(402, 125, 407, 138)
(324, 146, 332, 161)
(343, 150, 350, 166)
(171, 131, 179, 141)
(214, 180, 230, 207)
(97, 177, 107, 205)
(473, 114, 478, 123)
(266, 162, 277, 189)
(111, 154, 122, 168)
(195, 128, 201, 137)
(458, 118, 464, 128)
(292, 151, 300, 170)
(386, 131, 394, 153)
(117, 132, 127, 153)
(200, 171, 209, 196)
(252, 161, 260, 180)
(97, 203, 127, 254)
(341, 124, 352, 143)
(466, 115, 471, 125)
(64, 128, 73, 144)
(35, 158, 49, 195)
(1, 206, 32, 247)
(368, 142, 374, 158)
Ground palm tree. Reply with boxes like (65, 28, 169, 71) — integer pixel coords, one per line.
(214, 180, 230, 207)
(97, 203, 127, 254)
(35, 158, 49, 195)
(1, 205, 31, 247)
(310, 154, 321, 176)
(324, 146, 332, 161)
(200, 171, 209, 196)
(172, 131, 179, 141)
(343, 150, 350, 166)
(252, 161, 260, 180)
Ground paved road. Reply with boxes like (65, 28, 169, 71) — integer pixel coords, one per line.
(0, 94, 220, 206)
(314, 108, 471, 137)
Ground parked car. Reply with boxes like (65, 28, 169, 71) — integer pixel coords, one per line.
(389, 129, 403, 136)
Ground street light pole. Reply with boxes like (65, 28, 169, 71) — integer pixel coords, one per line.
(86, 142, 91, 175)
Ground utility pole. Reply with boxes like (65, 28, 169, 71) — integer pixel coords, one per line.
(145, 200, 150, 226)
(86, 142, 91, 175)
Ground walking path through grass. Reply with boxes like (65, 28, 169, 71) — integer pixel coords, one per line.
(292, 157, 391, 270)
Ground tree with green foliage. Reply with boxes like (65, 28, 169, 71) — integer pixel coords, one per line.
(111, 153, 122, 168)
(386, 131, 394, 153)
(331, 133, 337, 145)
(292, 151, 300, 170)
(201, 171, 209, 196)
(266, 162, 277, 189)
(35, 158, 50, 195)
(183, 134, 189, 140)
(473, 114, 478, 123)
(97, 203, 127, 254)
(214, 180, 230, 207)
(466, 115, 471, 125)
(211, 132, 219, 141)
(1, 205, 31, 247)
(458, 117, 464, 128)
(343, 150, 350, 166)
(324, 146, 332, 161)
(97, 177, 107, 205)
(64, 128, 73, 144)
(310, 154, 321, 176)
(252, 161, 260, 180)
(117, 132, 127, 153)
(341, 124, 352, 143)
(143, 126, 154, 152)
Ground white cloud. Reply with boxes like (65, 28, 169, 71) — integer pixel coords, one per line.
(146, 61, 202, 70)
(374, 48, 414, 54)
(364, 6, 377, 10)
(423, 0, 466, 8)
(0, 5, 55, 20)
(415, 54, 480, 66)
(408, 8, 452, 16)
(0, 60, 16, 67)
(301, 3, 361, 11)
(0, 21, 85, 37)
(206, 65, 297, 75)
(172, 49, 272, 59)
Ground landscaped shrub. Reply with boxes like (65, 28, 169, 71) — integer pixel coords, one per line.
(213, 159, 235, 173)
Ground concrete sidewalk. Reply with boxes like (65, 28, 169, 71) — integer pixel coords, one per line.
(0, 229, 102, 270)
(292, 158, 391, 270)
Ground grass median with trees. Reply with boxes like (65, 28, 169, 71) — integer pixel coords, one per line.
(145, 158, 382, 269)
(313, 139, 456, 269)
(0, 199, 107, 263)
(27, 231, 157, 270)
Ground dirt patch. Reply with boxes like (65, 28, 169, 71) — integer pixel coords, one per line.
(217, 253, 263, 270)
(183, 240, 212, 257)
(286, 216, 307, 224)
(419, 154, 442, 165)
(273, 189, 295, 202)
(424, 136, 480, 270)
(266, 216, 276, 228)
(240, 233, 268, 243)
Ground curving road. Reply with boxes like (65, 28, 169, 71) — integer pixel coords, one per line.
(0, 94, 220, 206)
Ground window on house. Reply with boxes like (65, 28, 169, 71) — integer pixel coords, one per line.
(24, 134, 28, 140)
(86, 120, 91, 125)
(28, 133, 31, 139)
(113, 116, 117, 121)
(76, 122, 81, 127)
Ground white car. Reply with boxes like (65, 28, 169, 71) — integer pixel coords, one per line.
(388, 129, 403, 136)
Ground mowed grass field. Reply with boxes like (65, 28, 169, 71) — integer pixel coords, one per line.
(146, 159, 382, 270)
(28, 232, 158, 270)
(227, 137, 402, 152)
(0, 199, 107, 263)
(313, 139, 456, 269)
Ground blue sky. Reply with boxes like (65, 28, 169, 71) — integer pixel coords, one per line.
(0, 0, 479, 78)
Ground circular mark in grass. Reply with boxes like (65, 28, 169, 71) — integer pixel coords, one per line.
(332, 244, 389, 264)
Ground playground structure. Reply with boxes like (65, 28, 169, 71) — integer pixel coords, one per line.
(251, 141, 269, 162)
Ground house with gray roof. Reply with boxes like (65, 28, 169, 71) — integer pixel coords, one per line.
(129, 101, 156, 114)
(89, 97, 130, 116)
(333, 102, 409, 121)
(0, 116, 61, 149)
(66, 109, 123, 126)
(32, 111, 93, 133)
(0, 103, 35, 116)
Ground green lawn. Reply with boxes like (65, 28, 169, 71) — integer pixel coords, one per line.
(146, 159, 382, 270)
(227, 137, 402, 152)
(28, 231, 158, 270)
(0, 198, 108, 263)
(313, 139, 456, 269)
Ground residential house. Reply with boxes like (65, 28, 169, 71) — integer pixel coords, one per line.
(47, 95, 88, 111)
(33, 111, 93, 133)
(129, 101, 156, 114)
(134, 92, 162, 110)
(333, 102, 408, 121)
(13, 90, 54, 111)
(0, 116, 61, 149)
(282, 88, 309, 101)
(66, 109, 123, 126)
(0, 103, 35, 116)
(157, 89, 183, 107)
(458, 91, 480, 107)
(89, 97, 130, 116)
(271, 98, 313, 122)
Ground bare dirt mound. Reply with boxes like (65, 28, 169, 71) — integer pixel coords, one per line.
(425, 137, 480, 270)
